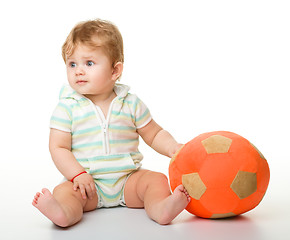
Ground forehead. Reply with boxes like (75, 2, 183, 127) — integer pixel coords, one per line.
(67, 44, 106, 60)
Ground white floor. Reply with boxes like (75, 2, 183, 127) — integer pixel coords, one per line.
(24, 203, 290, 240)
(2, 159, 289, 240)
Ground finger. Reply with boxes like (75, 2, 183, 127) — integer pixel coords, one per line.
(85, 184, 93, 200)
(73, 182, 79, 191)
(90, 182, 96, 195)
(79, 184, 87, 200)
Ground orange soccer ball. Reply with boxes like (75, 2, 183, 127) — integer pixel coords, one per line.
(169, 131, 270, 219)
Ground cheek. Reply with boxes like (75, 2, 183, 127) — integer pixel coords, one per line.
(67, 73, 75, 84)
(67, 70, 74, 78)
(91, 70, 106, 80)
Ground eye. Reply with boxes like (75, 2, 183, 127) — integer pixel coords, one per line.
(69, 62, 76, 68)
(87, 61, 95, 67)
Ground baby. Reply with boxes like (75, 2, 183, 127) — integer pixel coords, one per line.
(32, 19, 190, 227)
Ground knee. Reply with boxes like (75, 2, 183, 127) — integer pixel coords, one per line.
(53, 181, 74, 195)
(142, 171, 168, 185)
(135, 171, 170, 204)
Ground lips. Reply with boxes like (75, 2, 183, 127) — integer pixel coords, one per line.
(76, 80, 88, 85)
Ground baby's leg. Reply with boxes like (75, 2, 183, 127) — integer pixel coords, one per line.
(32, 181, 98, 227)
(124, 170, 190, 225)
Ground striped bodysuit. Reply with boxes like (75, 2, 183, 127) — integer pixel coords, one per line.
(50, 83, 152, 207)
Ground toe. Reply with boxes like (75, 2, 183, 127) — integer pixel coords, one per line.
(33, 193, 40, 201)
(42, 188, 51, 195)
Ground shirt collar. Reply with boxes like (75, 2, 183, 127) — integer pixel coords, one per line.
(59, 83, 130, 101)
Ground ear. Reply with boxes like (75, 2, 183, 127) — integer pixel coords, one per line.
(112, 62, 123, 81)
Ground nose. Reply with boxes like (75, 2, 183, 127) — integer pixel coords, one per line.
(75, 66, 85, 76)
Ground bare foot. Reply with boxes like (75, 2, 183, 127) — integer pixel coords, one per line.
(156, 185, 191, 225)
(32, 188, 69, 227)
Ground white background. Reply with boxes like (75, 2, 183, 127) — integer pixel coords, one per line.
(0, 0, 289, 239)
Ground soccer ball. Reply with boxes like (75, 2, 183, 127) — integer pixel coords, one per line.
(169, 131, 270, 219)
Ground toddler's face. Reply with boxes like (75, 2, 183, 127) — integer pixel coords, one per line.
(66, 44, 115, 96)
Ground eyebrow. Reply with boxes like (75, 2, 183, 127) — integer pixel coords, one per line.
(83, 56, 95, 59)
(67, 56, 96, 61)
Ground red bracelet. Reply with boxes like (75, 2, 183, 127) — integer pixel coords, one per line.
(70, 171, 87, 182)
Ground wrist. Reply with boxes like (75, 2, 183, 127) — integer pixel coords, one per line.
(168, 143, 183, 158)
(70, 171, 87, 182)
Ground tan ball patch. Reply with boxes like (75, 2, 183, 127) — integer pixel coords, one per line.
(182, 173, 206, 200)
(201, 135, 232, 154)
(210, 212, 237, 219)
(230, 171, 257, 199)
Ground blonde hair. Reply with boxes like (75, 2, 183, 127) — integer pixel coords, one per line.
(62, 19, 124, 67)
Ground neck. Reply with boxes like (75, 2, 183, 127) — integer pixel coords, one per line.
(84, 90, 117, 106)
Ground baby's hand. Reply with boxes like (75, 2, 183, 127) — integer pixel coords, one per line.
(72, 173, 96, 200)
(169, 143, 184, 158)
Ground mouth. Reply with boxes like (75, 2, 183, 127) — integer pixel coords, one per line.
(76, 80, 88, 85)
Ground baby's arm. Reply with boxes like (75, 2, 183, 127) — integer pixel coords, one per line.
(137, 120, 183, 158)
(49, 129, 96, 200)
